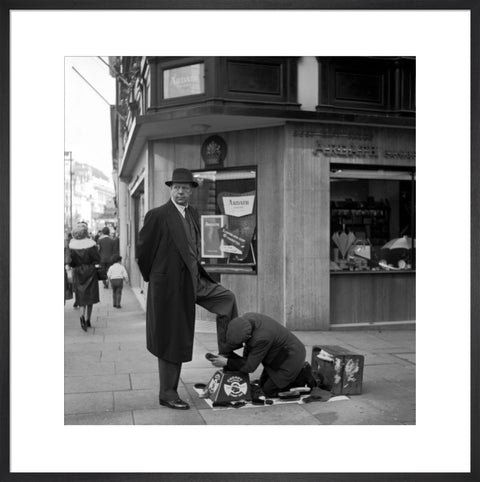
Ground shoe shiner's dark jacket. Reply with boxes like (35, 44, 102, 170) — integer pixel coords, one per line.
(225, 313, 306, 390)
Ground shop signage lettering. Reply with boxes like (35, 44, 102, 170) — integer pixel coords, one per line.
(163, 63, 204, 99)
(222, 195, 255, 217)
(313, 142, 379, 159)
(384, 150, 416, 160)
(294, 129, 373, 141)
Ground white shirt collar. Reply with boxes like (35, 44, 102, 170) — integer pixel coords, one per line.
(171, 198, 188, 217)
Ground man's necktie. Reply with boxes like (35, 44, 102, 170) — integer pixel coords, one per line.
(185, 207, 197, 246)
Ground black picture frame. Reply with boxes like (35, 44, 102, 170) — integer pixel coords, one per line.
(1, 2, 478, 481)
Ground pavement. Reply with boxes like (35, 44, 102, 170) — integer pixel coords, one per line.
(64, 284, 415, 425)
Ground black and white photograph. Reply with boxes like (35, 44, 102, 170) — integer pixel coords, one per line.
(3, 7, 476, 480)
(63, 55, 417, 425)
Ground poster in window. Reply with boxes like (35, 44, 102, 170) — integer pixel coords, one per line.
(217, 191, 256, 262)
(201, 215, 228, 258)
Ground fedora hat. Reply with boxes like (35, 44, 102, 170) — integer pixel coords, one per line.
(165, 168, 198, 187)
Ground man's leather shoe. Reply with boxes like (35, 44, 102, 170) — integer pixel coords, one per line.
(159, 398, 190, 410)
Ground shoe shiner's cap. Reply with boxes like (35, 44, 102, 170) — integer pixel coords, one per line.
(226, 316, 253, 348)
(165, 168, 198, 187)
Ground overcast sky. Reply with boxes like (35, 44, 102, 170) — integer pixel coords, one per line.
(64, 56, 116, 180)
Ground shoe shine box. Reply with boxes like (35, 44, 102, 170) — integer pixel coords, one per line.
(311, 346, 364, 395)
(207, 370, 251, 403)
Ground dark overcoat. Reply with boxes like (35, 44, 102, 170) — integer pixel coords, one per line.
(137, 200, 215, 362)
(69, 238, 101, 306)
(227, 313, 306, 388)
(97, 235, 116, 263)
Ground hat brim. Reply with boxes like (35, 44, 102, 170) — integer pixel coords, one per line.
(165, 180, 198, 187)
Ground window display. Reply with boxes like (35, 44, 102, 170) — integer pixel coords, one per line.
(191, 168, 257, 274)
(330, 167, 415, 272)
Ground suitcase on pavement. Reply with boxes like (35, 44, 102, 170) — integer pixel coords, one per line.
(311, 345, 364, 395)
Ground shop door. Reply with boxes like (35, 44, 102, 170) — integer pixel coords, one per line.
(133, 183, 145, 292)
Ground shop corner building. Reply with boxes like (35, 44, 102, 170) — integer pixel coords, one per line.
(110, 56, 415, 331)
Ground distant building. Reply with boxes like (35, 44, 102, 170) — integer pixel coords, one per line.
(64, 153, 116, 234)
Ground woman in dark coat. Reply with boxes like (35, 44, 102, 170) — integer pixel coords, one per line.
(69, 223, 100, 331)
(211, 312, 314, 397)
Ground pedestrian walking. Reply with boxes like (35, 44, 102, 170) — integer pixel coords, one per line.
(64, 233, 73, 304)
(69, 223, 100, 331)
(107, 254, 129, 308)
(137, 168, 238, 410)
(97, 226, 116, 288)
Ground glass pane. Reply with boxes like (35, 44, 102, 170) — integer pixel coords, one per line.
(330, 171, 415, 272)
(191, 168, 257, 274)
(163, 63, 205, 99)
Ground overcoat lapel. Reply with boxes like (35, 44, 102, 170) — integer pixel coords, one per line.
(165, 201, 194, 275)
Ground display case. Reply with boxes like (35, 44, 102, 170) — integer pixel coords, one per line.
(191, 167, 257, 274)
(330, 166, 415, 272)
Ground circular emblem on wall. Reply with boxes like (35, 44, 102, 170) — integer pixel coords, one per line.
(201, 135, 227, 167)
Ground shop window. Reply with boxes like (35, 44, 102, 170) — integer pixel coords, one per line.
(191, 167, 257, 274)
(330, 166, 415, 272)
(163, 62, 205, 99)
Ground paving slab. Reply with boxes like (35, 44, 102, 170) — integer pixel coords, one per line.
(65, 391, 114, 415)
(132, 407, 205, 425)
(364, 364, 416, 385)
(103, 333, 147, 343)
(64, 342, 121, 353)
(130, 372, 158, 390)
(64, 360, 116, 376)
(114, 359, 157, 375)
(118, 341, 148, 351)
(362, 352, 404, 366)
(65, 374, 131, 394)
(65, 411, 134, 425)
(392, 352, 416, 364)
(114, 389, 159, 412)
(100, 350, 153, 363)
(303, 397, 399, 425)
(65, 352, 102, 363)
(64, 333, 105, 345)
(197, 403, 320, 425)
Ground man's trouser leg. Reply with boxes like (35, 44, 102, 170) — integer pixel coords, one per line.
(259, 369, 282, 397)
(110, 279, 121, 306)
(158, 358, 182, 401)
(196, 277, 238, 354)
(101, 262, 110, 287)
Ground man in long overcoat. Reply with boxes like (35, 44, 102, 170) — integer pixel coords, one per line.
(210, 312, 315, 397)
(137, 168, 238, 410)
(97, 226, 116, 288)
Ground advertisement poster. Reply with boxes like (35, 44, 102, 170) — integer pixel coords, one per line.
(217, 190, 256, 262)
(201, 214, 227, 258)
